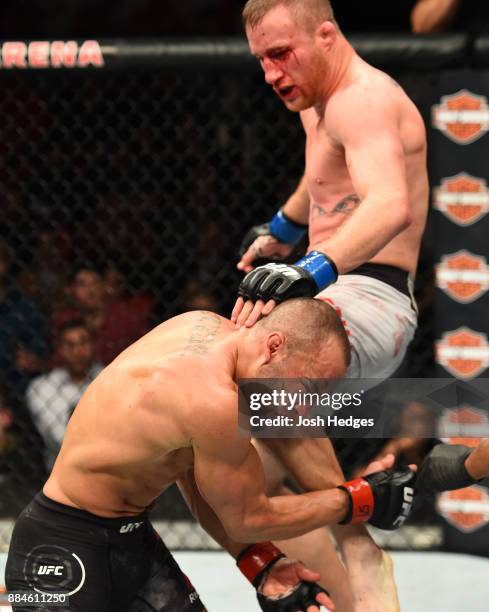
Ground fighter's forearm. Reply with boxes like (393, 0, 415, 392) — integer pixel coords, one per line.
(465, 439, 489, 481)
(411, 0, 459, 33)
(181, 467, 348, 547)
(282, 175, 310, 225)
(238, 488, 348, 542)
(311, 195, 410, 273)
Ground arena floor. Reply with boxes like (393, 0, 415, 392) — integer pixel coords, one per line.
(1, 551, 488, 611)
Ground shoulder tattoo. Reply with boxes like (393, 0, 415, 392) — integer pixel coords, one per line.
(182, 312, 221, 355)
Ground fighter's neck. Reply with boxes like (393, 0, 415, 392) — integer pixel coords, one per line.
(231, 326, 261, 381)
(313, 35, 357, 117)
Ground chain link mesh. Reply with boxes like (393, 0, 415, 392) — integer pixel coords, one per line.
(0, 60, 436, 550)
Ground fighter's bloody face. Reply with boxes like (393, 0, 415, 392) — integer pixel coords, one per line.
(246, 5, 329, 112)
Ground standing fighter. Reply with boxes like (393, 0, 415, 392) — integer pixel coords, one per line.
(230, 1, 429, 609)
(6, 300, 416, 612)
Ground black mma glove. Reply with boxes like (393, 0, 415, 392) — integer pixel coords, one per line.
(237, 542, 330, 612)
(257, 581, 330, 612)
(416, 443, 481, 494)
(238, 251, 338, 303)
(338, 467, 417, 530)
(239, 209, 308, 262)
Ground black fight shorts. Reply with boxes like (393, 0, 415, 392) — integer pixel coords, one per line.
(5, 492, 206, 611)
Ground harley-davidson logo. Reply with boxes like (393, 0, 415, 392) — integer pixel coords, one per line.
(438, 485, 489, 532)
(436, 250, 489, 303)
(436, 327, 489, 379)
(438, 406, 489, 443)
(433, 173, 489, 226)
(432, 89, 489, 144)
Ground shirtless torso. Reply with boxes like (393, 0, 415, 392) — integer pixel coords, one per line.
(303, 58, 428, 276)
(44, 311, 237, 517)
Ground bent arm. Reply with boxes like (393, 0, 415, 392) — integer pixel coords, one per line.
(193, 432, 348, 542)
(313, 92, 414, 273)
(411, 0, 459, 33)
(261, 437, 385, 567)
(178, 467, 335, 611)
(177, 468, 247, 558)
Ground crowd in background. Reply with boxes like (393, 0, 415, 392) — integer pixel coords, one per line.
(0, 0, 487, 38)
(0, 235, 221, 505)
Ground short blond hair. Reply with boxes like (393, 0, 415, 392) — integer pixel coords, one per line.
(243, 0, 334, 32)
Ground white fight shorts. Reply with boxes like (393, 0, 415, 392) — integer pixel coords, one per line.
(316, 271, 417, 384)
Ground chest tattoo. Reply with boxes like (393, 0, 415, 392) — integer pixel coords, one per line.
(311, 194, 361, 218)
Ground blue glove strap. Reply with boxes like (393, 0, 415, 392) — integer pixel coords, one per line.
(269, 210, 307, 245)
(296, 251, 338, 290)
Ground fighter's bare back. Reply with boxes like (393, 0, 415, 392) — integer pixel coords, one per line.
(44, 311, 237, 517)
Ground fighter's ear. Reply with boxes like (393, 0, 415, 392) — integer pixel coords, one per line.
(263, 332, 286, 364)
(316, 19, 336, 51)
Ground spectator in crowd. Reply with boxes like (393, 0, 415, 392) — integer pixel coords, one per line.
(26, 319, 103, 470)
(0, 241, 49, 401)
(52, 263, 154, 364)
